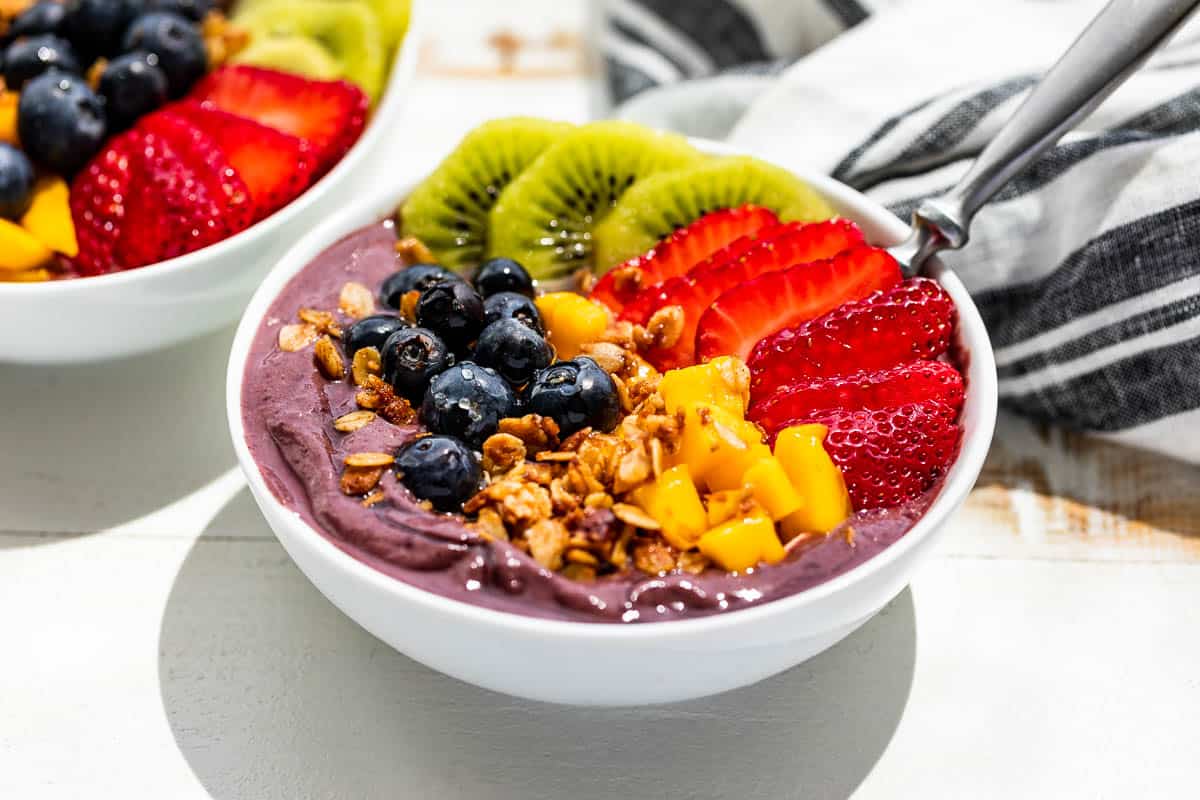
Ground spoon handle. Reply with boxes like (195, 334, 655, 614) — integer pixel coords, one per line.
(895, 0, 1200, 276)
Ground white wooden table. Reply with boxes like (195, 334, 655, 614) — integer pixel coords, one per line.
(3, 3, 1198, 797)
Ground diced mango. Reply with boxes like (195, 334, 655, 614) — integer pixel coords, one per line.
(775, 424, 853, 537)
(0, 92, 17, 145)
(658, 356, 750, 417)
(20, 177, 78, 257)
(0, 218, 53, 273)
(698, 514, 785, 572)
(630, 464, 707, 550)
(744, 455, 804, 521)
(672, 403, 771, 491)
(535, 292, 610, 359)
(705, 489, 750, 527)
(0, 267, 53, 283)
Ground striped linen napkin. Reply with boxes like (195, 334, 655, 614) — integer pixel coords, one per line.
(602, 0, 1200, 464)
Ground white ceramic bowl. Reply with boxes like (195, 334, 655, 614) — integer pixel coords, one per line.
(0, 2, 424, 365)
(226, 141, 998, 706)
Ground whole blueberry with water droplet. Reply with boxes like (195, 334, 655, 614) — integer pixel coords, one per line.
(394, 435, 481, 512)
(473, 318, 551, 386)
(525, 357, 620, 436)
(378, 263, 461, 308)
(474, 257, 533, 298)
(3, 35, 80, 90)
(416, 280, 484, 355)
(482, 291, 543, 334)
(381, 326, 453, 403)
(421, 362, 516, 448)
(342, 314, 409, 357)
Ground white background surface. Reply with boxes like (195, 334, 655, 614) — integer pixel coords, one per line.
(3, 2, 1199, 797)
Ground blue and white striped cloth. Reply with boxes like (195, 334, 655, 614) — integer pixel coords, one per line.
(603, 0, 1200, 464)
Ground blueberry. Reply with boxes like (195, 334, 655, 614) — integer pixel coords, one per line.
(3, 35, 80, 90)
(342, 313, 409, 357)
(394, 435, 481, 512)
(143, 0, 212, 22)
(17, 71, 106, 176)
(525, 357, 621, 436)
(482, 291, 544, 335)
(473, 319, 552, 386)
(380, 326, 453, 403)
(474, 257, 534, 298)
(63, 0, 140, 61)
(0, 144, 35, 220)
(122, 12, 205, 97)
(6, 2, 69, 40)
(97, 50, 167, 131)
(421, 362, 517, 448)
(378, 263, 460, 308)
(415, 280, 484, 355)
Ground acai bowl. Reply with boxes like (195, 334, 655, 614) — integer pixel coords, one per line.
(228, 120, 997, 705)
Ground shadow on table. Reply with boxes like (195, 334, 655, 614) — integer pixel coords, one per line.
(158, 488, 917, 800)
(0, 327, 238, 543)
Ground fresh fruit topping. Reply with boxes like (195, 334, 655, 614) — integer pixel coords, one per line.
(0, 217, 53, 272)
(474, 256, 534, 298)
(379, 263, 461, 308)
(235, 0, 386, 102)
(122, 12, 207, 98)
(415, 279, 484, 356)
(342, 313, 408, 356)
(0, 142, 35, 219)
(0, 91, 18, 145)
(534, 291, 609, 360)
(696, 245, 902, 363)
(632, 219, 866, 370)
(697, 514, 784, 573)
(658, 356, 749, 418)
(63, 0, 140, 62)
(69, 127, 139, 275)
(17, 71, 106, 176)
(748, 277, 956, 392)
(525, 356, 621, 437)
(98, 51, 170, 132)
(381, 326, 454, 404)
(631, 464, 708, 551)
(7, 2, 69, 40)
(190, 65, 368, 174)
(3, 35, 80, 90)
(749, 360, 965, 433)
(143, 0, 213, 23)
(394, 435, 483, 513)
(421, 362, 518, 448)
(743, 456, 804, 521)
(167, 100, 317, 219)
(593, 156, 837, 270)
(20, 175, 77, 256)
(400, 117, 572, 271)
(590, 204, 779, 312)
(672, 403, 771, 492)
(473, 318, 553, 386)
(483, 290, 544, 335)
(487, 121, 701, 280)
(774, 424, 853, 536)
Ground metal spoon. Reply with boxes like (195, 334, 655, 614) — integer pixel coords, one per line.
(892, 0, 1200, 277)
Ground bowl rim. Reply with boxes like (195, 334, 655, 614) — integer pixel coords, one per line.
(225, 137, 998, 640)
(0, 0, 425, 297)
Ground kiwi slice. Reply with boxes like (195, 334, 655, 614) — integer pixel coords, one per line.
(592, 156, 837, 271)
(487, 121, 702, 281)
(231, 36, 343, 80)
(236, 0, 387, 102)
(400, 117, 573, 272)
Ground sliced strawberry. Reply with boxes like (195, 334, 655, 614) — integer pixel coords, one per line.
(591, 205, 779, 312)
(70, 129, 143, 275)
(695, 246, 902, 363)
(748, 360, 964, 433)
(635, 219, 866, 370)
(793, 400, 961, 509)
(167, 100, 317, 221)
(189, 65, 367, 174)
(748, 277, 955, 394)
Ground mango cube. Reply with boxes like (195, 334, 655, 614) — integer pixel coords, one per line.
(698, 514, 785, 572)
(0, 219, 53, 274)
(21, 177, 78, 257)
(775, 424, 853, 537)
(672, 403, 771, 491)
(631, 465, 708, 550)
(658, 356, 750, 417)
(535, 292, 610, 359)
(0, 92, 17, 146)
(744, 455, 804, 520)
